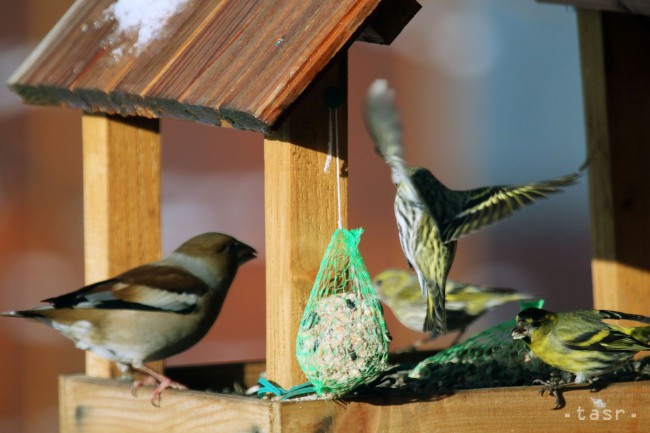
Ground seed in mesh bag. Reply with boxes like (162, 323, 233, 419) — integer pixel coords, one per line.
(297, 292, 387, 395)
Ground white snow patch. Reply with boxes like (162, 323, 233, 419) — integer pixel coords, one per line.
(104, 0, 191, 56)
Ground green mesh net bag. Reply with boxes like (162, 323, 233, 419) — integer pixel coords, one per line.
(396, 299, 650, 394)
(406, 300, 558, 391)
(296, 228, 391, 397)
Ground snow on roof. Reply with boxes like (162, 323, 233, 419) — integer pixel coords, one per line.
(104, 0, 192, 56)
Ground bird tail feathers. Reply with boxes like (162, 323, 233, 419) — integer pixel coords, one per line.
(599, 309, 650, 324)
(631, 326, 650, 344)
(0, 306, 51, 319)
(424, 288, 447, 334)
(598, 310, 650, 343)
(0, 310, 21, 317)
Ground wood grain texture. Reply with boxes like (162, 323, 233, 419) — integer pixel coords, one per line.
(8, 0, 419, 133)
(82, 113, 162, 377)
(59, 376, 272, 433)
(59, 374, 650, 433)
(264, 54, 348, 389)
(577, 11, 650, 315)
(540, 0, 650, 15)
(279, 384, 650, 432)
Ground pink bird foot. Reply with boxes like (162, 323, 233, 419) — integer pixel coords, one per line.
(131, 365, 188, 407)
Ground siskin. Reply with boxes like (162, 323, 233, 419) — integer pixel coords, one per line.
(364, 79, 585, 334)
(374, 268, 532, 346)
(513, 307, 650, 385)
(1, 232, 256, 405)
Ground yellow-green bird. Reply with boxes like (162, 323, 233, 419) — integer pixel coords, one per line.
(364, 79, 585, 334)
(374, 268, 532, 345)
(512, 307, 650, 384)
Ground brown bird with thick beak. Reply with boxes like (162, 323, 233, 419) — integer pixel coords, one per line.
(1, 232, 256, 406)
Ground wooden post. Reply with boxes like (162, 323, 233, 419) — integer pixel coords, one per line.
(577, 11, 650, 315)
(264, 53, 349, 387)
(82, 113, 162, 377)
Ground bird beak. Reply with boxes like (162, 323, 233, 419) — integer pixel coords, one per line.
(237, 243, 257, 265)
(511, 324, 527, 340)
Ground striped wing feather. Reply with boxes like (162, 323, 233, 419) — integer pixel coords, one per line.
(557, 310, 650, 352)
(43, 265, 208, 313)
(440, 169, 583, 242)
(562, 329, 650, 352)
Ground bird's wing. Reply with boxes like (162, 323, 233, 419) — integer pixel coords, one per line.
(43, 265, 209, 313)
(553, 310, 650, 352)
(561, 328, 650, 352)
(597, 309, 650, 324)
(445, 283, 530, 315)
(364, 79, 422, 204)
(439, 167, 584, 242)
(365, 80, 405, 171)
(446, 282, 519, 296)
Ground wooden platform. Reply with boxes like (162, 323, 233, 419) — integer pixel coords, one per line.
(59, 370, 650, 433)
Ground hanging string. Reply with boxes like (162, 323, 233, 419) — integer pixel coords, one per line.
(324, 108, 334, 173)
(334, 106, 342, 229)
(324, 106, 343, 229)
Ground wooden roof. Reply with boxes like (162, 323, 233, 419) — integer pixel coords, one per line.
(539, 0, 650, 15)
(8, 0, 420, 134)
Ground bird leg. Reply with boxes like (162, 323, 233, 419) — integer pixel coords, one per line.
(587, 378, 606, 393)
(533, 375, 596, 410)
(533, 376, 568, 410)
(130, 364, 188, 407)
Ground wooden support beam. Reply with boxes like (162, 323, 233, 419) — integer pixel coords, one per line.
(577, 10, 650, 314)
(81, 113, 162, 377)
(59, 374, 650, 433)
(264, 53, 349, 388)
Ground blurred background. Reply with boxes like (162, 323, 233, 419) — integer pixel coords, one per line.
(0, 0, 590, 431)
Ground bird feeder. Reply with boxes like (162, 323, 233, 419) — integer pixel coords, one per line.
(7, 0, 649, 432)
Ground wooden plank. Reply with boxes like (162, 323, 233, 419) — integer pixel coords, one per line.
(277, 382, 650, 432)
(58, 374, 650, 433)
(540, 1, 650, 15)
(577, 11, 650, 315)
(59, 376, 272, 433)
(264, 53, 348, 389)
(82, 113, 162, 377)
(7, 0, 418, 133)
